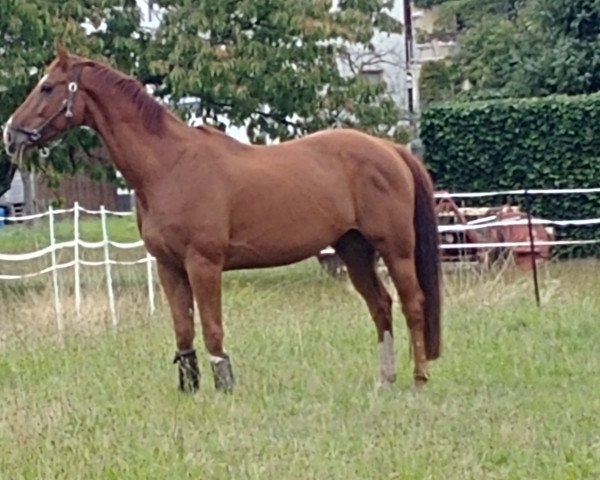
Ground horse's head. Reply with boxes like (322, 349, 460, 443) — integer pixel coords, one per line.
(3, 44, 87, 159)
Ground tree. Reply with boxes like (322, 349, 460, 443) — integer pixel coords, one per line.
(451, 15, 531, 97)
(416, 0, 600, 100)
(413, 0, 522, 27)
(418, 59, 457, 108)
(146, 0, 406, 142)
(413, 0, 449, 8)
(517, 0, 600, 96)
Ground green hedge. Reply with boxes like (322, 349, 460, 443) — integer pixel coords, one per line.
(420, 94, 600, 256)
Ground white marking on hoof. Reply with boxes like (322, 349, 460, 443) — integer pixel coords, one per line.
(379, 330, 396, 384)
(209, 354, 226, 364)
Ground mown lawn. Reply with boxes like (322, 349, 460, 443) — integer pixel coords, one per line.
(0, 255, 599, 479)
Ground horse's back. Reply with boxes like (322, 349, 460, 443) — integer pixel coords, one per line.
(291, 129, 416, 204)
(227, 128, 413, 219)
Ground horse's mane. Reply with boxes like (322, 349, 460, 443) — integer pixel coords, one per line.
(83, 61, 167, 135)
(79, 59, 249, 144)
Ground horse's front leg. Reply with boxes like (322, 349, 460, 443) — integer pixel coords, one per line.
(156, 261, 199, 392)
(186, 253, 234, 393)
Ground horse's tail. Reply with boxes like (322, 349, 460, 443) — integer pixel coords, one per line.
(395, 145, 442, 360)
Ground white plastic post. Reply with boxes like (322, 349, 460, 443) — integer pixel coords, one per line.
(146, 252, 155, 315)
(73, 201, 81, 318)
(101, 206, 118, 327)
(48, 206, 63, 333)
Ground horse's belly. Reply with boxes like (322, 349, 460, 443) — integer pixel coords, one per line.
(224, 232, 335, 270)
(224, 217, 344, 270)
(224, 246, 319, 270)
(225, 170, 355, 269)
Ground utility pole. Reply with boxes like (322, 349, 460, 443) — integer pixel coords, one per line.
(403, 0, 415, 115)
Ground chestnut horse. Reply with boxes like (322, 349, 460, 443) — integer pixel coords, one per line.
(3, 47, 441, 393)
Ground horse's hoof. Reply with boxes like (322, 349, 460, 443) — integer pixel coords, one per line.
(174, 349, 200, 393)
(413, 373, 429, 390)
(211, 354, 235, 393)
(179, 369, 200, 393)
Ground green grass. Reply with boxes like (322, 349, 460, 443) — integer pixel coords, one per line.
(0, 258, 599, 479)
(0, 215, 140, 253)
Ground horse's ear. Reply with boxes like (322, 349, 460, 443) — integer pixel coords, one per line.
(55, 40, 70, 69)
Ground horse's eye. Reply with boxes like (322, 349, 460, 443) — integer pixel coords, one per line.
(40, 83, 54, 94)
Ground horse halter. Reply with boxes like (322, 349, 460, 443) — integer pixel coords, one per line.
(12, 67, 83, 147)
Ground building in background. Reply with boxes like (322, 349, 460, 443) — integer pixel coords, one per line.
(409, 3, 458, 111)
(338, 1, 458, 119)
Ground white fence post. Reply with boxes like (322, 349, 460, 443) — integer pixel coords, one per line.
(146, 253, 155, 315)
(101, 206, 118, 327)
(48, 206, 63, 333)
(73, 201, 81, 319)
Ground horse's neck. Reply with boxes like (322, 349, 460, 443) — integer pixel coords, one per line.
(83, 87, 186, 193)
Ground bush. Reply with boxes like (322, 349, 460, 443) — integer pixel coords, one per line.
(420, 93, 600, 256)
(418, 60, 456, 109)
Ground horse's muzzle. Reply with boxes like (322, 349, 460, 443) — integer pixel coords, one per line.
(3, 124, 35, 158)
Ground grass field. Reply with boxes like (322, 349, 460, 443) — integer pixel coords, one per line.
(1, 219, 599, 479)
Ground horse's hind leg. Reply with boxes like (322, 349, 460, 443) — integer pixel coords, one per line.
(334, 231, 396, 386)
(378, 249, 429, 387)
(157, 261, 199, 393)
